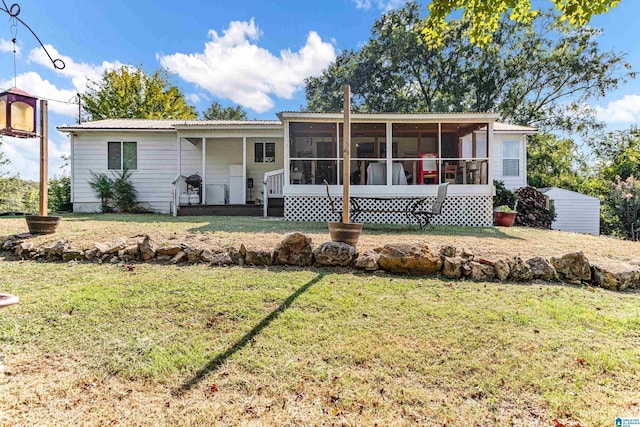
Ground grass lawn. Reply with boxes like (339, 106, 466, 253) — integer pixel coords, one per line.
(1, 260, 639, 425)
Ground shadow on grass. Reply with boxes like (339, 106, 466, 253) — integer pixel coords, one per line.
(174, 273, 325, 395)
(55, 213, 523, 240)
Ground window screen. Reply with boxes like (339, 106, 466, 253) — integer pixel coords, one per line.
(502, 141, 519, 176)
(108, 142, 121, 170)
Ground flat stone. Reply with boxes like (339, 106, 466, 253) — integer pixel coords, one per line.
(118, 245, 140, 262)
(550, 251, 591, 282)
(170, 251, 187, 264)
(157, 244, 183, 256)
(139, 235, 158, 261)
(62, 249, 85, 261)
(185, 247, 203, 263)
(592, 262, 640, 291)
(470, 261, 496, 282)
(313, 241, 356, 266)
(509, 256, 534, 282)
(443, 256, 464, 279)
(378, 243, 442, 274)
(273, 232, 313, 266)
(95, 238, 127, 255)
(527, 257, 557, 281)
(494, 259, 510, 281)
(245, 249, 274, 266)
(354, 249, 379, 271)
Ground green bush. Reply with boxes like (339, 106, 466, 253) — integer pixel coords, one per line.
(89, 172, 114, 213)
(493, 180, 516, 209)
(111, 169, 138, 213)
(48, 175, 72, 212)
(605, 175, 640, 240)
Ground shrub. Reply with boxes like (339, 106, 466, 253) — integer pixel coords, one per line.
(606, 175, 640, 240)
(493, 180, 516, 209)
(111, 169, 138, 213)
(89, 172, 114, 213)
(48, 175, 72, 212)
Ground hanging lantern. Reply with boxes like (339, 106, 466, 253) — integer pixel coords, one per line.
(0, 87, 38, 138)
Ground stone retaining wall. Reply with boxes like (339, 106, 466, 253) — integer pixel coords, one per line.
(2, 232, 639, 292)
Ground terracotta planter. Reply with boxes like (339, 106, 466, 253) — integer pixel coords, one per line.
(494, 211, 516, 227)
(328, 222, 363, 247)
(25, 215, 61, 235)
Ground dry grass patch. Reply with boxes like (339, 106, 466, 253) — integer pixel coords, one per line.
(1, 213, 638, 265)
(1, 261, 639, 425)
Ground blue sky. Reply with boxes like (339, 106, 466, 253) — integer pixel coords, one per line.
(0, 0, 639, 180)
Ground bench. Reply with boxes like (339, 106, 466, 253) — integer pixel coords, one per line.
(323, 181, 449, 230)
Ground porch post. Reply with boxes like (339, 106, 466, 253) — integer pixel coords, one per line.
(201, 137, 207, 205)
(487, 121, 494, 186)
(437, 122, 442, 182)
(385, 121, 392, 187)
(242, 136, 247, 204)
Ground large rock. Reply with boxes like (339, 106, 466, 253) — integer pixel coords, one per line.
(470, 261, 496, 282)
(443, 256, 464, 279)
(245, 249, 274, 266)
(139, 235, 158, 261)
(157, 244, 183, 256)
(313, 242, 356, 266)
(509, 256, 534, 282)
(62, 248, 85, 261)
(494, 259, 510, 281)
(118, 245, 139, 262)
(527, 257, 558, 281)
(43, 240, 68, 259)
(15, 242, 34, 258)
(592, 262, 640, 291)
(201, 248, 234, 266)
(273, 233, 313, 266)
(550, 251, 591, 282)
(95, 238, 127, 255)
(355, 249, 379, 271)
(377, 243, 442, 274)
(170, 251, 187, 264)
(185, 246, 203, 263)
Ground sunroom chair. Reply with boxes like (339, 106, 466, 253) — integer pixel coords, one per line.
(419, 153, 438, 184)
(412, 182, 450, 229)
(444, 163, 458, 184)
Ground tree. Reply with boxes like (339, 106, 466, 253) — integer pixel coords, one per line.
(202, 101, 248, 120)
(305, 3, 633, 136)
(82, 66, 197, 121)
(422, 0, 621, 46)
(0, 138, 10, 177)
(526, 134, 588, 191)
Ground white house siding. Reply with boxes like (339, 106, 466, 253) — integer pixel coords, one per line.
(72, 130, 177, 213)
(492, 133, 527, 190)
(540, 187, 600, 235)
(246, 137, 284, 203)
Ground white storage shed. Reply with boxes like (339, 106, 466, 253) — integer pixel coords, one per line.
(538, 187, 600, 235)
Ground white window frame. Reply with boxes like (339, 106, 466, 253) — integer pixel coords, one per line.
(107, 141, 138, 170)
(255, 141, 276, 163)
(502, 140, 520, 177)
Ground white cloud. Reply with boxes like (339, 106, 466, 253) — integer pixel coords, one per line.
(0, 134, 68, 181)
(595, 94, 640, 124)
(157, 19, 336, 113)
(352, 0, 406, 11)
(28, 44, 123, 92)
(0, 72, 78, 117)
(0, 38, 20, 54)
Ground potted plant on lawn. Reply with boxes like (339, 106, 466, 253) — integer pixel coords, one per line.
(494, 205, 517, 227)
(328, 85, 363, 247)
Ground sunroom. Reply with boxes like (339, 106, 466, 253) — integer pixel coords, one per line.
(273, 112, 499, 226)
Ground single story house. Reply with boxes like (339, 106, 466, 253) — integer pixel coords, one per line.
(538, 187, 600, 235)
(57, 112, 537, 227)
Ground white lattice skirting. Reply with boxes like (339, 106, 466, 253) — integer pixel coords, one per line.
(284, 195, 494, 227)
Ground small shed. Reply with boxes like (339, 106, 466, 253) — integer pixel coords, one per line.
(538, 187, 600, 235)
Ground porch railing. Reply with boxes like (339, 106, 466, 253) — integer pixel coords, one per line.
(171, 174, 185, 217)
(263, 168, 285, 217)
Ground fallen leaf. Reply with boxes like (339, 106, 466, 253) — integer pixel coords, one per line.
(210, 383, 219, 394)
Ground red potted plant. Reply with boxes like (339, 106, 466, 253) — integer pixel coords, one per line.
(494, 205, 517, 227)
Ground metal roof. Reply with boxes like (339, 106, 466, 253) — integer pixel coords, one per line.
(57, 116, 536, 133)
(57, 118, 282, 132)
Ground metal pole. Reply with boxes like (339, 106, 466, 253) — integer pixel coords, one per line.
(342, 85, 351, 223)
(39, 99, 48, 216)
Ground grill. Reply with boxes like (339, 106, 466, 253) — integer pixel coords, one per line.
(185, 174, 202, 205)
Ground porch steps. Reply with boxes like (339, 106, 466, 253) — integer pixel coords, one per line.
(177, 198, 284, 217)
